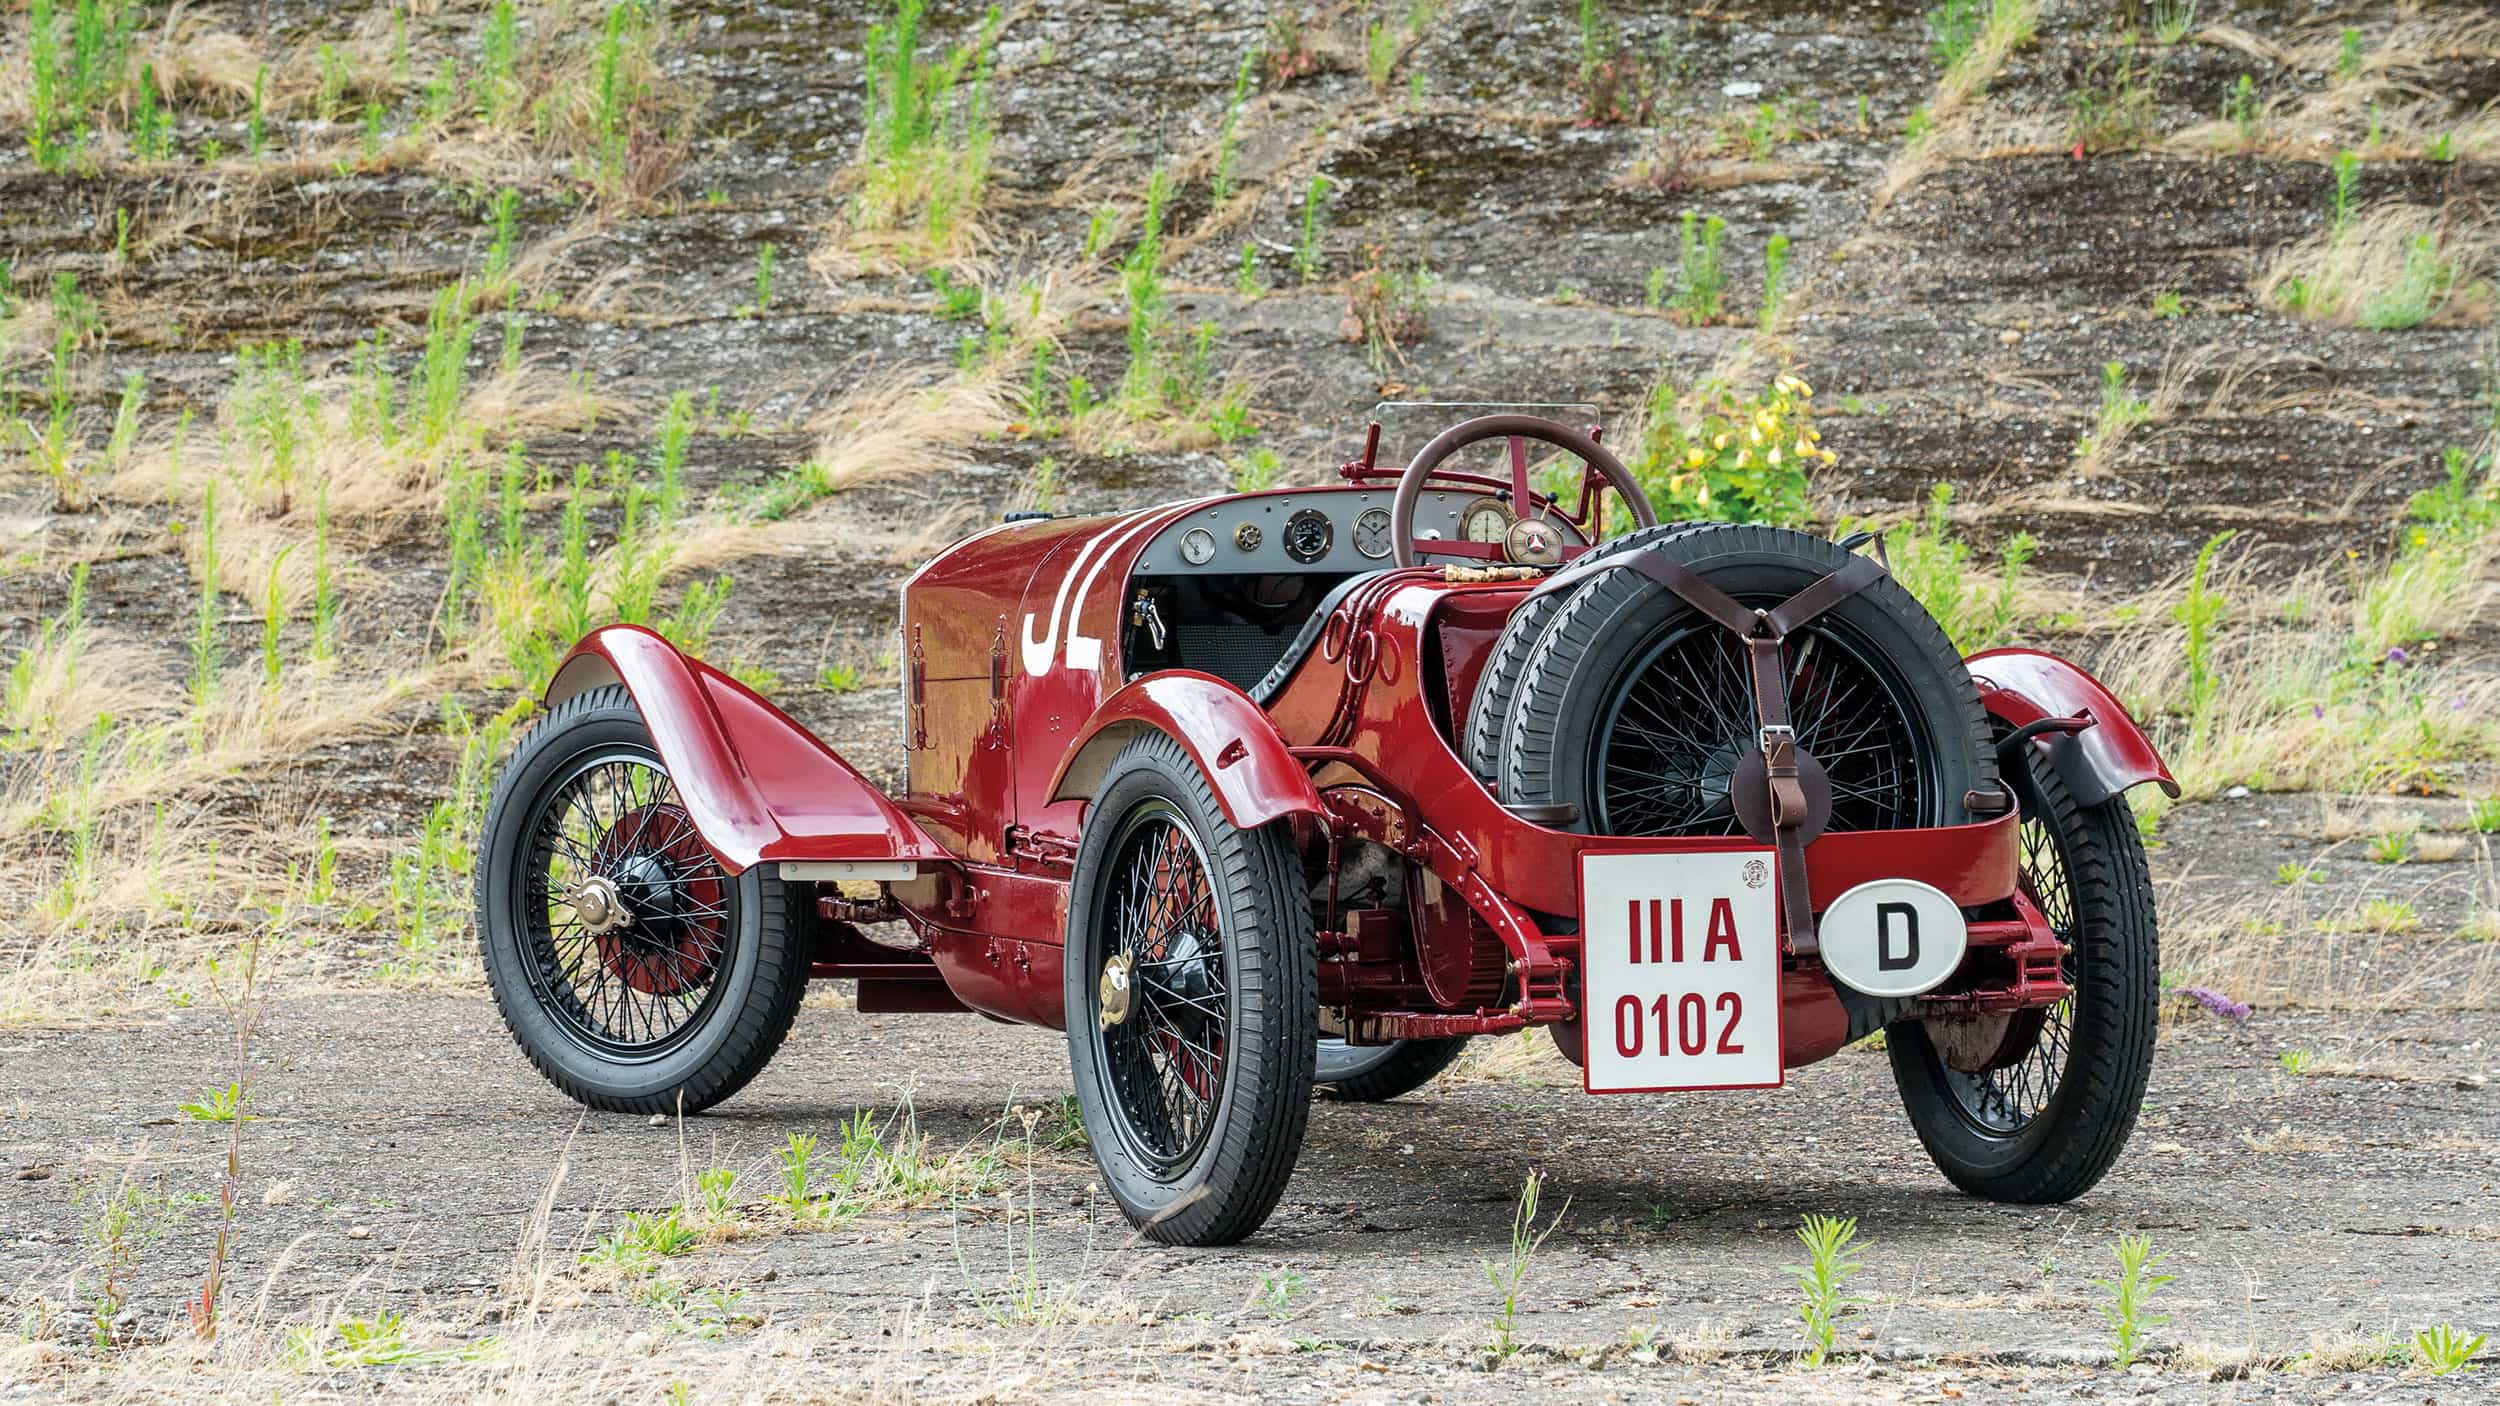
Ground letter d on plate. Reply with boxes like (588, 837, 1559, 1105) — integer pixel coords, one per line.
(1818, 878, 1968, 999)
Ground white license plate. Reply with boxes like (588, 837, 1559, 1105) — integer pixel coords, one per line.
(1579, 849, 1784, 1093)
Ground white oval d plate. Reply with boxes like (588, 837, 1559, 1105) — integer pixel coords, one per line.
(1819, 879, 1968, 998)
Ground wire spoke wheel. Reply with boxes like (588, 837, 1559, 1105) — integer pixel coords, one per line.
(1940, 809, 2078, 1134)
(1092, 802, 1230, 1173)
(1590, 617, 1928, 837)
(517, 747, 736, 1060)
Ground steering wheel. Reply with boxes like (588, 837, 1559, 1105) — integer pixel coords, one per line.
(1388, 414, 1659, 568)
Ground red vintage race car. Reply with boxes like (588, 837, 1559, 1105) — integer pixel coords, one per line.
(474, 410, 2176, 1246)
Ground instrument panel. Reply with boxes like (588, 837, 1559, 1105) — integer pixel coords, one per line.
(1134, 489, 1584, 575)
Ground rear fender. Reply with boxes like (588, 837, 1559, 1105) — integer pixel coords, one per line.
(1967, 647, 2180, 807)
(1048, 672, 1324, 829)
(546, 625, 951, 875)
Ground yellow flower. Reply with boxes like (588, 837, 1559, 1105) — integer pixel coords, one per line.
(1685, 447, 1708, 469)
(1819, 449, 1837, 465)
(1696, 483, 1711, 505)
(1713, 433, 1731, 450)
(1767, 447, 1783, 466)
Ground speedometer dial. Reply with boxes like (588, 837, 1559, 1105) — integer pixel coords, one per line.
(1283, 508, 1333, 563)
(1459, 497, 1514, 544)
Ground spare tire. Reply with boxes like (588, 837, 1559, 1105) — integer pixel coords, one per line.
(1463, 521, 1699, 787)
(1500, 523, 1995, 841)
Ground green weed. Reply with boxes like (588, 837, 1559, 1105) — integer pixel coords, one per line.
(1482, 1170, 1560, 1363)
(2411, 1322, 2487, 1376)
(852, 1, 1004, 260)
(1295, 174, 1334, 283)
(1669, 211, 1727, 325)
(2095, 1232, 2173, 1369)
(1882, 483, 2037, 652)
(1789, 1212, 1870, 1368)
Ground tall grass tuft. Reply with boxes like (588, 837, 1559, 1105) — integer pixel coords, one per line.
(850, 1, 1005, 262)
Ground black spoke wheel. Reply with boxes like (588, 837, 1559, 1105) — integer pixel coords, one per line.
(1589, 616, 1926, 838)
(478, 684, 808, 1114)
(1498, 524, 1994, 840)
(1065, 734, 1315, 1246)
(1887, 736, 2158, 1202)
(1095, 803, 1230, 1171)
(521, 751, 736, 1059)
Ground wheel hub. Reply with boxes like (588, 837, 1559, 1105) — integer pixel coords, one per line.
(567, 874, 632, 935)
(1098, 953, 1134, 1029)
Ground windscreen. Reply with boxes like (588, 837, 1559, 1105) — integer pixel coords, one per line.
(1364, 400, 1608, 480)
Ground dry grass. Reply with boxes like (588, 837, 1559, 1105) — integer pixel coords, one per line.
(2256, 205, 2498, 330)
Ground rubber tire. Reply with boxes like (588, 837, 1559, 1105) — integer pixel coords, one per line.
(476, 684, 808, 1115)
(1462, 521, 1698, 788)
(1886, 745, 2158, 1203)
(1499, 523, 1996, 832)
(1063, 734, 1318, 1246)
(1315, 1036, 1470, 1101)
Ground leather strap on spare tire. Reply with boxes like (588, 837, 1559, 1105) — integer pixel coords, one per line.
(1524, 547, 1891, 956)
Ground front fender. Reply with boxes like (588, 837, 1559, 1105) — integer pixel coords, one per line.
(1047, 671, 1324, 829)
(1967, 647, 2180, 807)
(546, 625, 951, 874)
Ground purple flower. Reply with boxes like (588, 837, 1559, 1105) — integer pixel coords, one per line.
(2311, 703, 2325, 719)
(2387, 646, 2409, 665)
(2182, 985, 2251, 1020)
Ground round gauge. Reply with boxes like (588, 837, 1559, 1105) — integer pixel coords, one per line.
(1506, 515, 1564, 566)
(1179, 527, 1217, 566)
(1459, 497, 1515, 544)
(1234, 522, 1263, 552)
(1352, 507, 1394, 559)
(1282, 508, 1333, 563)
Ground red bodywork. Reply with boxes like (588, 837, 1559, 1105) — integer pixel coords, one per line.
(544, 487, 2171, 1072)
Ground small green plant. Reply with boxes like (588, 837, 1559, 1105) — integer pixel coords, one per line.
(1482, 1170, 1560, 1363)
(2366, 830, 2411, 865)
(2353, 898, 2420, 933)
(2151, 290, 2184, 318)
(75, 1169, 178, 1350)
(819, 660, 864, 693)
(748, 241, 779, 315)
(2222, 74, 2260, 148)
(1211, 49, 1257, 204)
(2174, 531, 2233, 754)
(1256, 1266, 1308, 1320)
(1644, 264, 1669, 309)
(2095, 1232, 2173, 1369)
(1759, 232, 1792, 331)
(582, 1208, 698, 1279)
(2411, 1322, 2487, 1376)
(2330, 149, 2360, 235)
(181, 1082, 249, 1122)
(2076, 361, 2151, 466)
(1295, 174, 1334, 283)
(1231, 447, 1282, 493)
(2151, 0, 2196, 44)
(2274, 861, 2321, 886)
(1927, 0, 1986, 69)
(1881, 483, 2038, 652)
(2334, 26, 2365, 84)
(1789, 1213, 1871, 1368)
(2278, 1048, 2315, 1075)
(1669, 210, 1727, 325)
(2468, 797, 2500, 834)
(1236, 240, 1262, 297)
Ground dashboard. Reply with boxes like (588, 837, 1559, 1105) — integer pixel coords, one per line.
(1131, 488, 1587, 576)
(1120, 489, 1589, 698)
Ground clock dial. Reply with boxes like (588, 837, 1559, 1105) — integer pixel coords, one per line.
(1233, 522, 1263, 551)
(1179, 527, 1217, 565)
(1460, 497, 1514, 544)
(1352, 507, 1394, 559)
